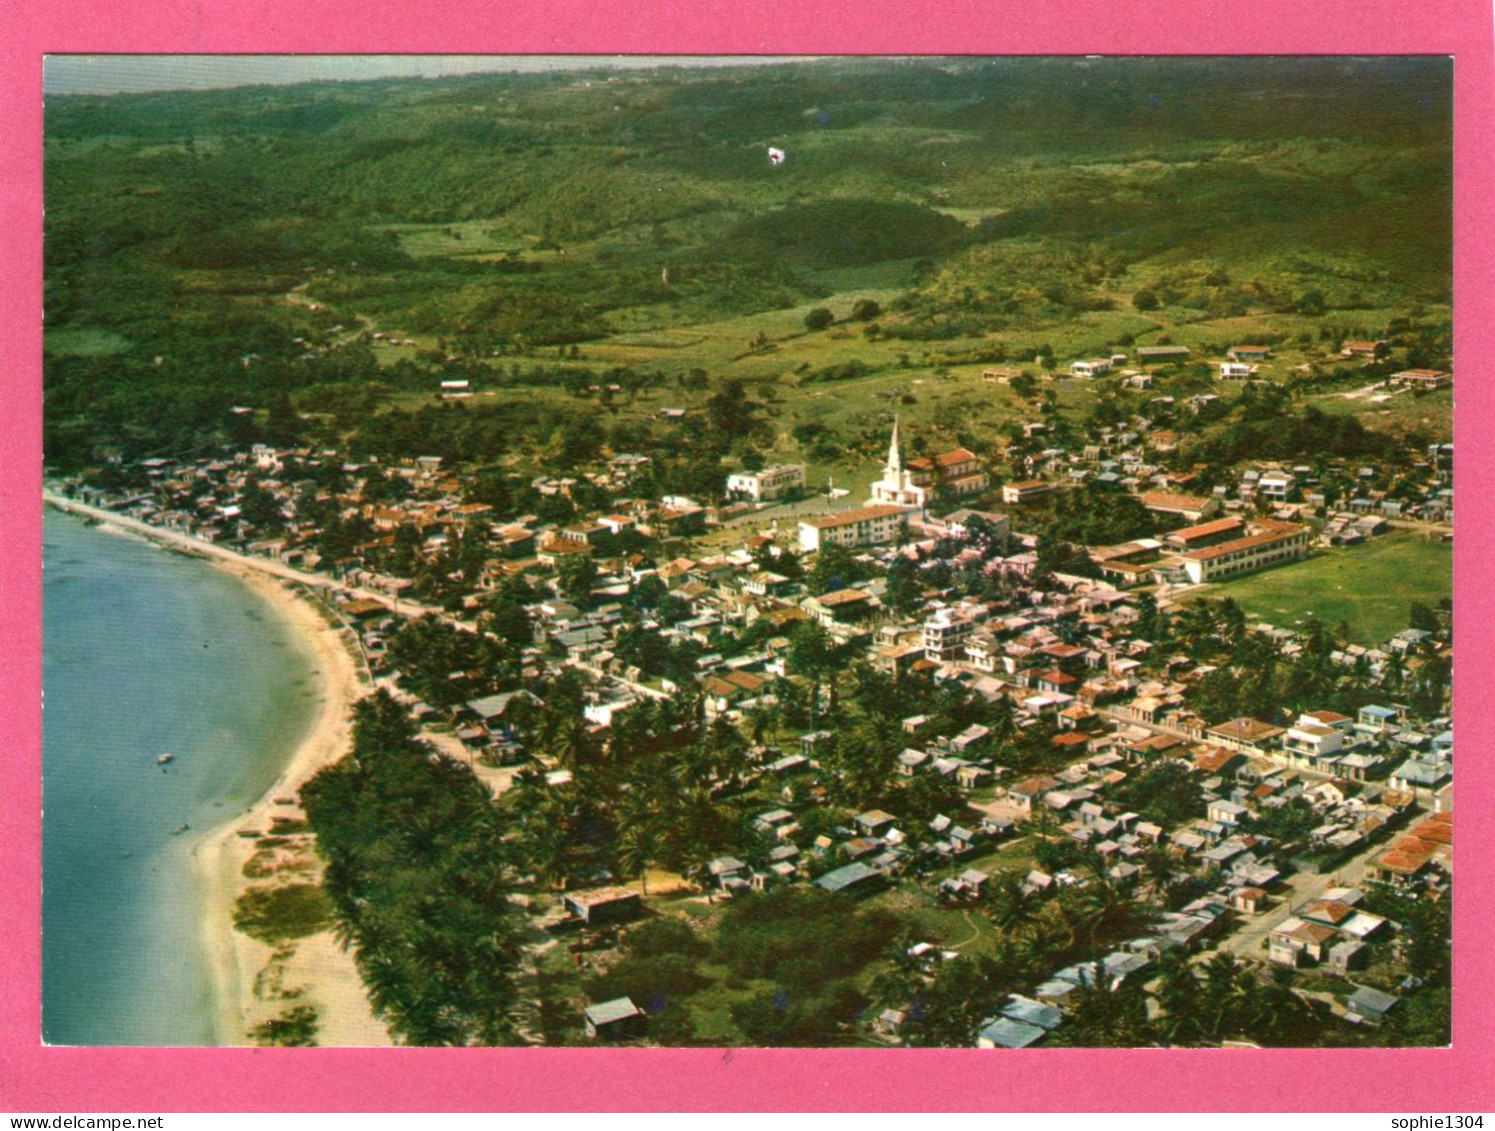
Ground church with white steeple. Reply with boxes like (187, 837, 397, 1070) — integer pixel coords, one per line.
(869, 415, 931, 510)
(868, 417, 989, 512)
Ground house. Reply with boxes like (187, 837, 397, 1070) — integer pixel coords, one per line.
(1219, 362, 1257, 380)
(584, 996, 646, 1040)
(1256, 471, 1297, 501)
(727, 464, 807, 502)
(903, 448, 990, 501)
(855, 809, 898, 836)
(1340, 340, 1387, 358)
(1140, 491, 1219, 523)
(1390, 369, 1451, 391)
(814, 861, 886, 896)
(1000, 995, 1063, 1032)
(976, 1017, 1048, 1049)
(1268, 916, 1337, 966)
(1346, 986, 1400, 1024)
(1207, 799, 1247, 826)
(1231, 886, 1268, 915)
(1070, 358, 1113, 379)
(1001, 479, 1052, 505)
(1227, 345, 1273, 362)
(465, 690, 541, 727)
(1282, 720, 1344, 764)
(1137, 345, 1192, 363)
(563, 887, 642, 925)
(1207, 718, 1285, 756)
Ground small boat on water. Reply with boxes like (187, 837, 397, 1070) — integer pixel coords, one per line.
(170, 822, 190, 836)
(157, 753, 174, 765)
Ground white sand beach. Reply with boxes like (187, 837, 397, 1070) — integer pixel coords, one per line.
(191, 563, 394, 1047)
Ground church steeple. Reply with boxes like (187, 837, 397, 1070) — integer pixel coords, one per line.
(886, 415, 904, 478)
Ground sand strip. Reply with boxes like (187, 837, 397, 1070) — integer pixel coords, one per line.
(190, 564, 393, 1047)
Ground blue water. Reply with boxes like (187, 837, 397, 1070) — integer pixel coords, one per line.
(42, 509, 321, 1046)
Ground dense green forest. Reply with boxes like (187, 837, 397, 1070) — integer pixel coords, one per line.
(44, 57, 1452, 472)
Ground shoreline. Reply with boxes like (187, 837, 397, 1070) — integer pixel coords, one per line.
(191, 564, 392, 1047)
(45, 496, 392, 1047)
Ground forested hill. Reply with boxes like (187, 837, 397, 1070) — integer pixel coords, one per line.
(43, 56, 1451, 467)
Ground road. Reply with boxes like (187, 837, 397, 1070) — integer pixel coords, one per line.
(1216, 835, 1393, 960)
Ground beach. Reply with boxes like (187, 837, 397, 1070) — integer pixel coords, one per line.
(191, 563, 392, 1047)
(44, 495, 392, 1047)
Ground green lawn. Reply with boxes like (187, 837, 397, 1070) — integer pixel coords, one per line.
(1194, 531, 1451, 645)
(44, 327, 133, 356)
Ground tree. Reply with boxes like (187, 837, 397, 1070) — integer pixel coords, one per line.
(883, 555, 923, 615)
(850, 298, 882, 322)
(1048, 976, 1155, 1048)
(1132, 289, 1160, 312)
(803, 307, 834, 332)
(556, 555, 598, 607)
(1408, 601, 1440, 634)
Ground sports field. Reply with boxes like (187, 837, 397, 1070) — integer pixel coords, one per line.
(1193, 530, 1452, 645)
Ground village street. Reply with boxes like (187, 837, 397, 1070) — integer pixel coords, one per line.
(1215, 835, 1395, 960)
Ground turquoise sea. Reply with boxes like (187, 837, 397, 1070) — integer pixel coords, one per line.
(42, 508, 320, 1046)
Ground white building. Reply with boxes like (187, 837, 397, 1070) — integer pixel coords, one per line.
(868, 416, 930, 510)
(1282, 719, 1345, 763)
(1177, 519, 1310, 583)
(923, 606, 983, 660)
(1069, 358, 1113, 378)
(726, 463, 807, 502)
(798, 504, 911, 552)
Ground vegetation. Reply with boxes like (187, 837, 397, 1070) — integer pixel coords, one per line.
(250, 1004, 320, 1047)
(231, 883, 334, 944)
(1196, 532, 1452, 646)
(44, 58, 1450, 479)
(301, 693, 526, 1045)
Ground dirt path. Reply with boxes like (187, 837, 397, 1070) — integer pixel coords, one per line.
(949, 909, 984, 951)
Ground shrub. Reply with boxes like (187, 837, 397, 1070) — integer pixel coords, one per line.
(803, 308, 834, 331)
(252, 1004, 319, 1047)
(232, 883, 334, 944)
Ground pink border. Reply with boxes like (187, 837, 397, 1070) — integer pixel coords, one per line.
(4, 1, 1492, 1113)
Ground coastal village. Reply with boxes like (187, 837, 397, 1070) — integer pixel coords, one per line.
(47, 336, 1454, 1049)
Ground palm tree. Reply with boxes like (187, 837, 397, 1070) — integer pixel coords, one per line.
(1152, 951, 1203, 1046)
(1197, 951, 1252, 1042)
(1052, 976, 1156, 1048)
(985, 875, 1044, 943)
(617, 821, 660, 897)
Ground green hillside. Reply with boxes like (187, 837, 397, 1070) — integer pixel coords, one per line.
(43, 56, 1452, 473)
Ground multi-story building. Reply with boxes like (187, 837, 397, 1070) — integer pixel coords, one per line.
(798, 503, 910, 552)
(1176, 518, 1309, 583)
(922, 605, 983, 661)
(904, 448, 989, 500)
(726, 463, 807, 502)
(1001, 479, 1052, 505)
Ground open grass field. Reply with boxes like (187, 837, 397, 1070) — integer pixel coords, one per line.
(1311, 386, 1452, 441)
(1193, 530, 1451, 645)
(43, 327, 133, 356)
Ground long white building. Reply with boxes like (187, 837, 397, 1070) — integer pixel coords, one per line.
(798, 503, 911, 552)
(1177, 518, 1310, 583)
